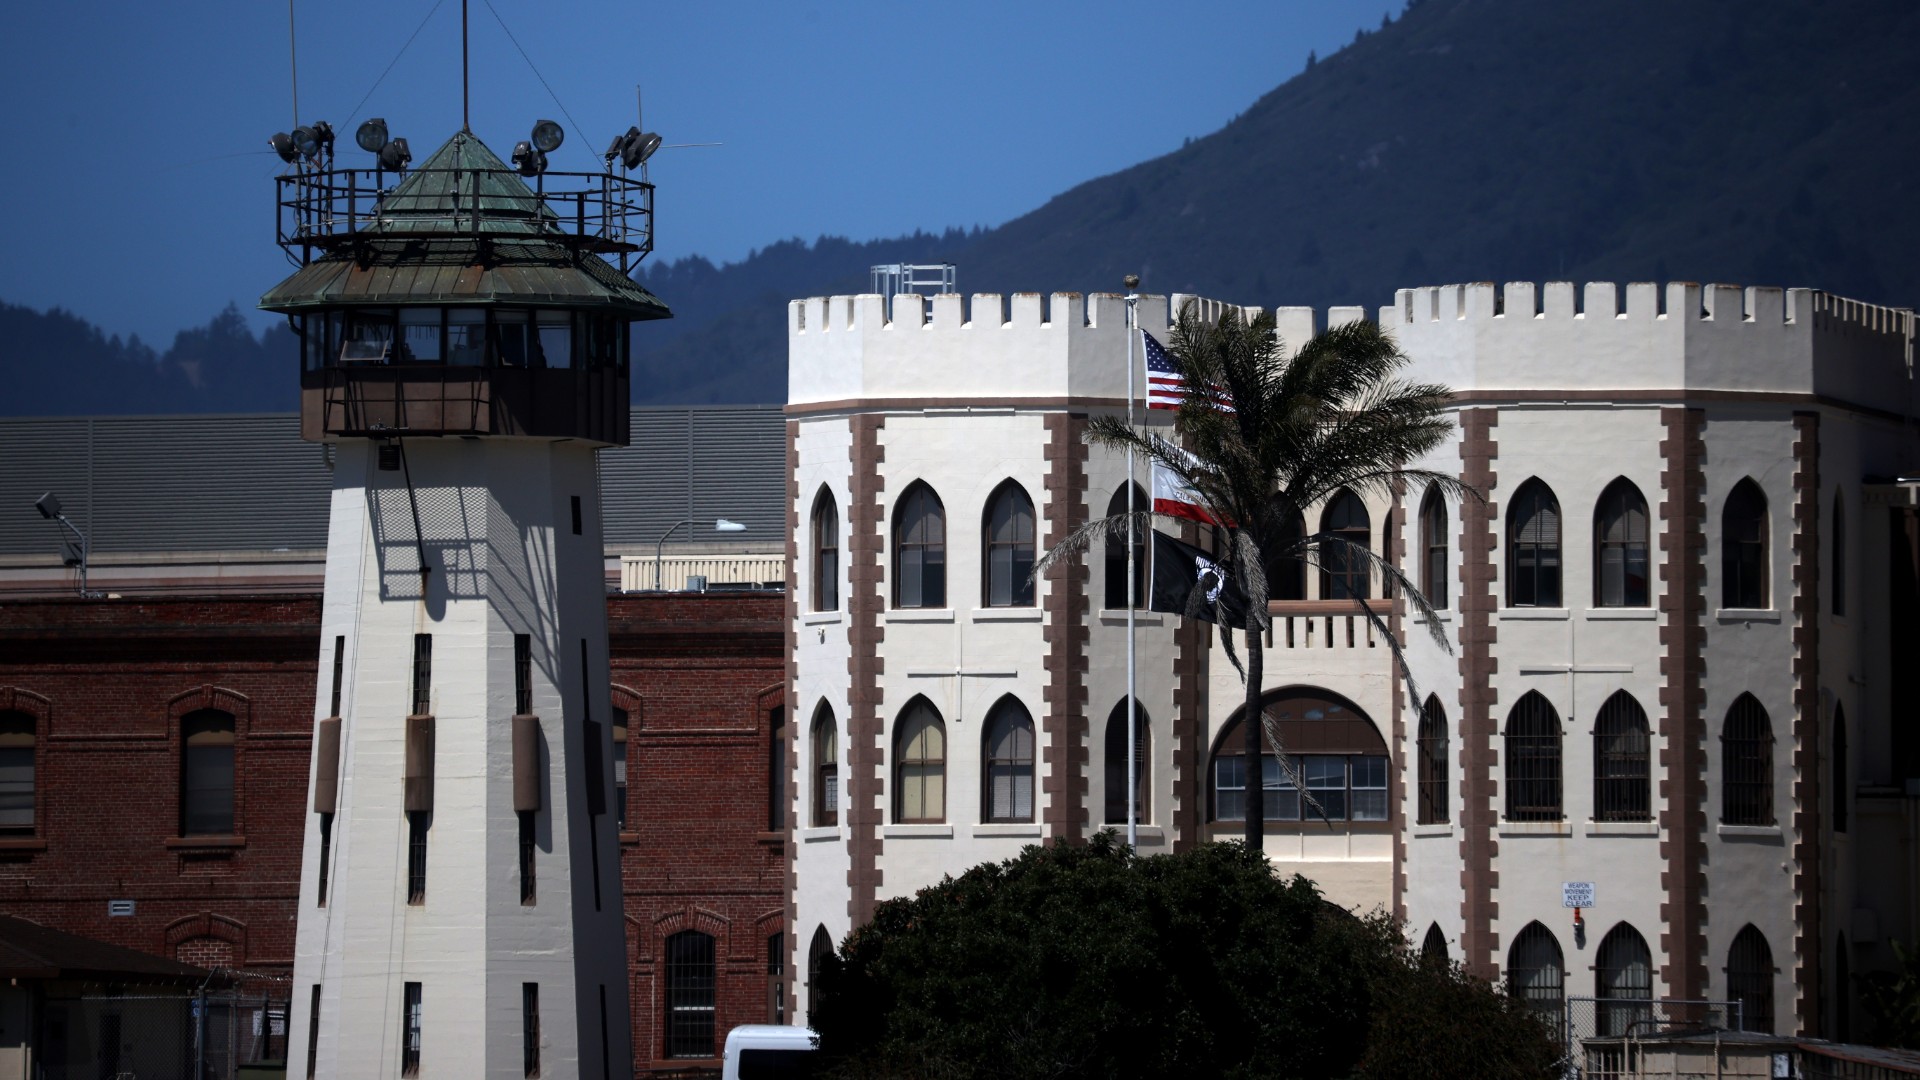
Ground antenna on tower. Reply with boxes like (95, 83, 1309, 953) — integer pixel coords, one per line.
(287, 0, 299, 131)
(461, 0, 471, 132)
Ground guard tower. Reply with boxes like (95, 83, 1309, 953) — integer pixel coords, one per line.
(262, 116, 668, 1079)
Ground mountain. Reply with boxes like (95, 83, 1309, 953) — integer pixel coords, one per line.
(633, 0, 1920, 404)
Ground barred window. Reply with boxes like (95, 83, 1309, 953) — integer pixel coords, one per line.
(1596, 923, 1653, 1036)
(982, 481, 1036, 608)
(1722, 479, 1769, 609)
(1104, 484, 1148, 610)
(812, 487, 839, 612)
(1508, 479, 1562, 607)
(664, 930, 716, 1058)
(812, 704, 839, 828)
(0, 711, 36, 834)
(1416, 696, 1449, 825)
(1320, 490, 1371, 600)
(1727, 925, 1774, 1034)
(806, 926, 833, 1020)
(893, 699, 946, 824)
(1266, 507, 1308, 602)
(893, 482, 946, 609)
(1103, 699, 1150, 825)
(411, 633, 432, 716)
(768, 706, 786, 831)
(181, 709, 236, 836)
(400, 981, 422, 1076)
(514, 634, 532, 715)
(1420, 487, 1449, 608)
(612, 707, 629, 831)
(1832, 495, 1846, 617)
(981, 697, 1035, 823)
(407, 811, 428, 905)
(518, 809, 535, 905)
(1594, 478, 1650, 608)
(766, 932, 786, 1025)
(1721, 694, 1774, 826)
(1593, 691, 1651, 822)
(522, 982, 540, 1078)
(1421, 924, 1449, 967)
(1834, 705, 1849, 834)
(1507, 921, 1565, 1016)
(1503, 692, 1563, 822)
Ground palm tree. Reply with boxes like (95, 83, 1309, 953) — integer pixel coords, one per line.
(1040, 300, 1468, 848)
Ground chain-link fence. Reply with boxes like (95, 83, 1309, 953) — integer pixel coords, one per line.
(37, 989, 289, 1080)
(1565, 997, 1745, 1080)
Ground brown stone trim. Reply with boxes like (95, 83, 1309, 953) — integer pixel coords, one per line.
(783, 419, 801, 1010)
(1041, 414, 1091, 842)
(1448, 389, 1909, 426)
(1456, 408, 1500, 980)
(1790, 411, 1823, 1032)
(1657, 407, 1708, 1001)
(786, 397, 1131, 418)
(846, 415, 886, 926)
(1171, 515, 1208, 853)
(1389, 482, 1408, 923)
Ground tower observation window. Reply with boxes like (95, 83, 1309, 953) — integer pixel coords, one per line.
(312, 307, 628, 373)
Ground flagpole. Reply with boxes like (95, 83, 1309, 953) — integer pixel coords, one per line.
(1123, 275, 1140, 850)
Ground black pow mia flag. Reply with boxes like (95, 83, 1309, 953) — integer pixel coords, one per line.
(1149, 530, 1249, 626)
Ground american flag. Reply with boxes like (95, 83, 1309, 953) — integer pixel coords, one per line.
(1143, 330, 1231, 412)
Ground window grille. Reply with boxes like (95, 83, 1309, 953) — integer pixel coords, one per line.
(316, 813, 333, 906)
(400, 982, 422, 1076)
(1727, 925, 1774, 1033)
(812, 489, 839, 612)
(1103, 700, 1149, 825)
(181, 709, 236, 836)
(1596, 924, 1653, 1036)
(306, 984, 321, 1079)
(982, 481, 1036, 607)
(518, 810, 536, 905)
(1421, 924, 1449, 966)
(1721, 694, 1774, 825)
(893, 700, 946, 823)
(768, 706, 786, 831)
(1722, 479, 1769, 608)
(1595, 479, 1650, 607)
(1507, 922, 1565, 1016)
(1834, 705, 1848, 834)
(1104, 485, 1148, 609)
(522, 983, 540, 1078)
(0, 711, 35, 834)
(1417, 697, 1449, 825)
(514, 634, 532, 715)
(893, 483, 946, 608)
(1508, 479, 1562, 607)
(664, 930, 717, 1058)
(982, 698, 1035, 822)
(1420, 488, 1449, 608)
(1320, 490, 1371, 600)
(806, 927, 833, 1013)
(767, 933, 786, 1025)
(1503, 692, 1563, 822)
(407, 811, 428, 905)
(1832, 496, 1846, 616)
(1593, 691, 1651, 822)
(612, 708, 629, 831)
(329, 635, 345, 716)
(411, 634, 433, 716)
(812, 705, 838, 827)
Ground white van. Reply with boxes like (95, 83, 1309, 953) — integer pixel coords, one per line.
(720, 1024, 819, 1080)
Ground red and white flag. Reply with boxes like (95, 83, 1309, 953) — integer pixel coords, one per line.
(1152, 455, 1218, 525)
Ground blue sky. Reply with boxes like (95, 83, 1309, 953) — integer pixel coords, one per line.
(0, 1, 1401, 346)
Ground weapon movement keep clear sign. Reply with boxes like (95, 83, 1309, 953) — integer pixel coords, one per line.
(1562, 881, 1597, 908)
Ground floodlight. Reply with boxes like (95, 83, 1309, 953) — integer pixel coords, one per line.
(620, 130, 662, 170)
(716, 518, 747, 533)
(603, 129, 631, 164)
(511, 141, 546, 177)
(309, 120, 335, 156)
(378, 137, 411, 172)
(34, 492, 61, 520)
(291, 125, 320, 159)
(269, 132, 299, 164)
(356, 117, 389, 154)
(530, 119, 564, 154)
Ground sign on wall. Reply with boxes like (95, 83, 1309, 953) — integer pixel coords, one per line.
(1562, 881, 1596, 908)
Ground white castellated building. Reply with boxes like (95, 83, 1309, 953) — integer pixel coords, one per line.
(784, 281, 1919, 1042)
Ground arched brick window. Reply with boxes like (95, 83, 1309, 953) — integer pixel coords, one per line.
(1593, 691, 1651, 822)
(981, 697, 1035, 823)
(0, 711, 35, 835)
(1721, 694, 1774, 826)
(982, 480, 1036, 608)
(1507, 921, 1565, 1016)
(1508, 478, 1562, 607)
(1722, 479, 1769, 609)
(1503, 692, 1562, 822)
(1727, 925, 1774, 1033)
(1416, 696, 1448, 825)
(892, 482, 946, 609)
(893, 699, 946, 824)
(1103, 699, 1149, 825)
(1596, 923, 1653, 1035)
(664, 930, 717, 1058)
(1594, 478, 1650, 608)
(181, 709, 236, 836)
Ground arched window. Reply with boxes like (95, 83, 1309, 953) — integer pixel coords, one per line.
(1504, 692, 1563, 822)
(1722, 694, 1774, 826)
(982, 481, 1036, 608)
(1320, 491, 1371, 600)
(811, 704, 838, 828)
(1210, 691, 1386, 823)
(1596, 923, 1653, 1036)
(768, 706, 786, 831)
(1594, 691, 1651, 822)
(664, 929, 717, 1058)
(1266, 506, 1308, 602)
(1507, 922, 1565, 1015)
(1508, 479, 1562, 607)
(181, 709, 236, 836)
(1595, 478, 1650, 608)
(893, 482, 946, 609)
(612, 706, 630, 830)
(0, 711, 35, 835)
(1723, 479, 1769, 609)
(1104, 700, 1149, 825)
(812, 487, 839, 612)
(1832, 494, 1846, 617)
(893, 699, 946, 824)
(806, 926, 833, 1021)
(1833, 704, 1849, 834)
(1420, 487, 1449, 608)
(1416, 696, 1449, 825)
(1421, 924, 1450, 967)
(981, 697, 1035, 823)
(1727, 925, 1774, 1033)
(1104, 484, 1147, 610)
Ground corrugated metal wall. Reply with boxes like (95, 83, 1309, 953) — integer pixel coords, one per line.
(0, 407, 786, 557)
